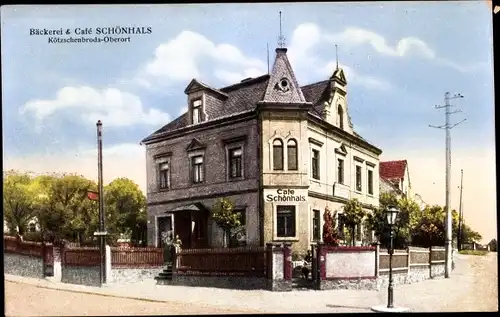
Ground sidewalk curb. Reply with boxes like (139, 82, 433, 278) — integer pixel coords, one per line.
(5, 276, 261, 313)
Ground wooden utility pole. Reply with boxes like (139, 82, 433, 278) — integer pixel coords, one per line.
(429, 92, 466, 278)
(458, 169, 464, 251)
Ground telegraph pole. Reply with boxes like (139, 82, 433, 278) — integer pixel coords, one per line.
(457, 169, 464, 251)
(429, 92, 465, 278)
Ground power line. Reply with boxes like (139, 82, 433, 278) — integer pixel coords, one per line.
(429, 92, 466, 279)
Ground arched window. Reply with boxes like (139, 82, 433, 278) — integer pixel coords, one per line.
(273, 139, 284, 170)
(287, 139, 298, 170)
(337, 105, 344, 130)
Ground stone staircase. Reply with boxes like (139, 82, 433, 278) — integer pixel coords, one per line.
(154, 263, 173, 285)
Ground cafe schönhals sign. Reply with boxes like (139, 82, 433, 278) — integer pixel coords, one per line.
(265, 188, 307, 203)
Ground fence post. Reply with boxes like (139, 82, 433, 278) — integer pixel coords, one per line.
(266, 242, 291, 291)
(282, 243, 292, 281)
(429, 246, 433, 278)
(266, 243, 274, 283)
(105, 245, 112, 284)
(406, 246, 411, 280)
(375, 241, 380, 278)
(173, 246, 181, 271)
(317, 242, 325, 290)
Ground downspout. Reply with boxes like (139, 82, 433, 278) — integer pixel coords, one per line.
(257, 108, 264, 246)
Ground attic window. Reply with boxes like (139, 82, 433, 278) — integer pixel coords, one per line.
(277, 78, 291, 93)
(192, 99, 202, 124)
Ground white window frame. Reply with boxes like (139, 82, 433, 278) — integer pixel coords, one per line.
(285, 138, 299, 171)
(225, 143, 245, 181)
(355, 163, 363, 193)
(367, 167, 374, 196)
(188, 150, 205, 184)
(156, 156, 171, 190)
(310, 143, 322, 181)
(273, 203, 299, 241)
(192, 99, 203, 124)
(311, 208, 322, 243)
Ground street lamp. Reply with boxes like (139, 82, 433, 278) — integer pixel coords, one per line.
(371, 206, 409, 313)
(386, 206, 399, 309)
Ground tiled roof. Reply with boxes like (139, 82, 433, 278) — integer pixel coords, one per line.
(380, 160, 407, 180)
(301, 80, 330, 116)
(143, 74, 333, 142)
(261, 48, 307, 104)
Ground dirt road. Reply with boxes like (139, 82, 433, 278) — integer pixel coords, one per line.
(4, 281, 257, 316)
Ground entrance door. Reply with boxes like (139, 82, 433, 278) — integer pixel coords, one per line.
(174, 212, 192, 249)
(157, 215, 172, 247)
(191, 212, 208, 249)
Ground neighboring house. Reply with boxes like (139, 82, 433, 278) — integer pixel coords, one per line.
(3, 217, 39, 234)
(379, 160, 411, 197)
(141, 45, 382, 253)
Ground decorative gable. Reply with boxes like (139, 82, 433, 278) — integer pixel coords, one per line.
(186, 138, 206, 152)
(331, 68, 347, 85)
(184, 79, 228, 99)
(261, 48, 308, 104)
(335, 143, 348, 156)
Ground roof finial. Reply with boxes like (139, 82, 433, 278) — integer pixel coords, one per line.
(335, 44, 339, 70)
(278, 11, 286, 48)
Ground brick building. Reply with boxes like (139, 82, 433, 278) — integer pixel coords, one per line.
(141, 46, 383, 253)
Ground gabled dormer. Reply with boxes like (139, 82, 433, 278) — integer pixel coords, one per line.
(184, 79, 229, 125)
(322, 67, 354, 134)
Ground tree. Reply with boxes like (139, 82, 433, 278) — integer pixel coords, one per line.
(35, 173, 98, 244)
(3, 170, 37, 235)
(342, 198, 366, 246)
(367, 192, 421, 249)
(211, 198, 242, 248)
(322, 206, 340, 246)
(460, 223, 482, 244)
(104, 178, 147, 246)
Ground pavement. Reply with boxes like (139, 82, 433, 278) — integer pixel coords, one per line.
(5, 252, 498, 313)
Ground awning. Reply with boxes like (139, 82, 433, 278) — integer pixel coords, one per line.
(169, 203, 206, 212)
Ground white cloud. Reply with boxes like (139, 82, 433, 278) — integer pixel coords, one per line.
(138, 30, 267, 87)
(291, 23, 481, 75)
(20, 86, 170, 128)
(382, 146, 497, 243)
(3, 143, 147, 193)
(287, 24, 392, 90)
(327, 27, 436, 59)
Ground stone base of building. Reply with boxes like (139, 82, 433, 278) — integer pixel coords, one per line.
(267, 279, 292, 292)
(319, 278, 378, 291)
(171, 275, 268, 290)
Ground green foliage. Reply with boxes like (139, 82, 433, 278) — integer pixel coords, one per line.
(459, 250, 488, 256)
(3, 170, 147, 246)
(322, 207, 340, 246)
(211, 198, 241, 248)
(366, 191, 483, 249)
(104, 178, 147, 245)
(459, 223, 482, 244)
(342, 198, 366, 246)
(3, 170, 37, 235)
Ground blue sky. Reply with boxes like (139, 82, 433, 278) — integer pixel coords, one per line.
(1, 3, 496, 241)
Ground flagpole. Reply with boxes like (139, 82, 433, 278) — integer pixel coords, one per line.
(96, 120, 106, 285)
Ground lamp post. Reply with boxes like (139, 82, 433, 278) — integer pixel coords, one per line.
(386, 206, 399, 309)
(371, 206, 409, 313)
